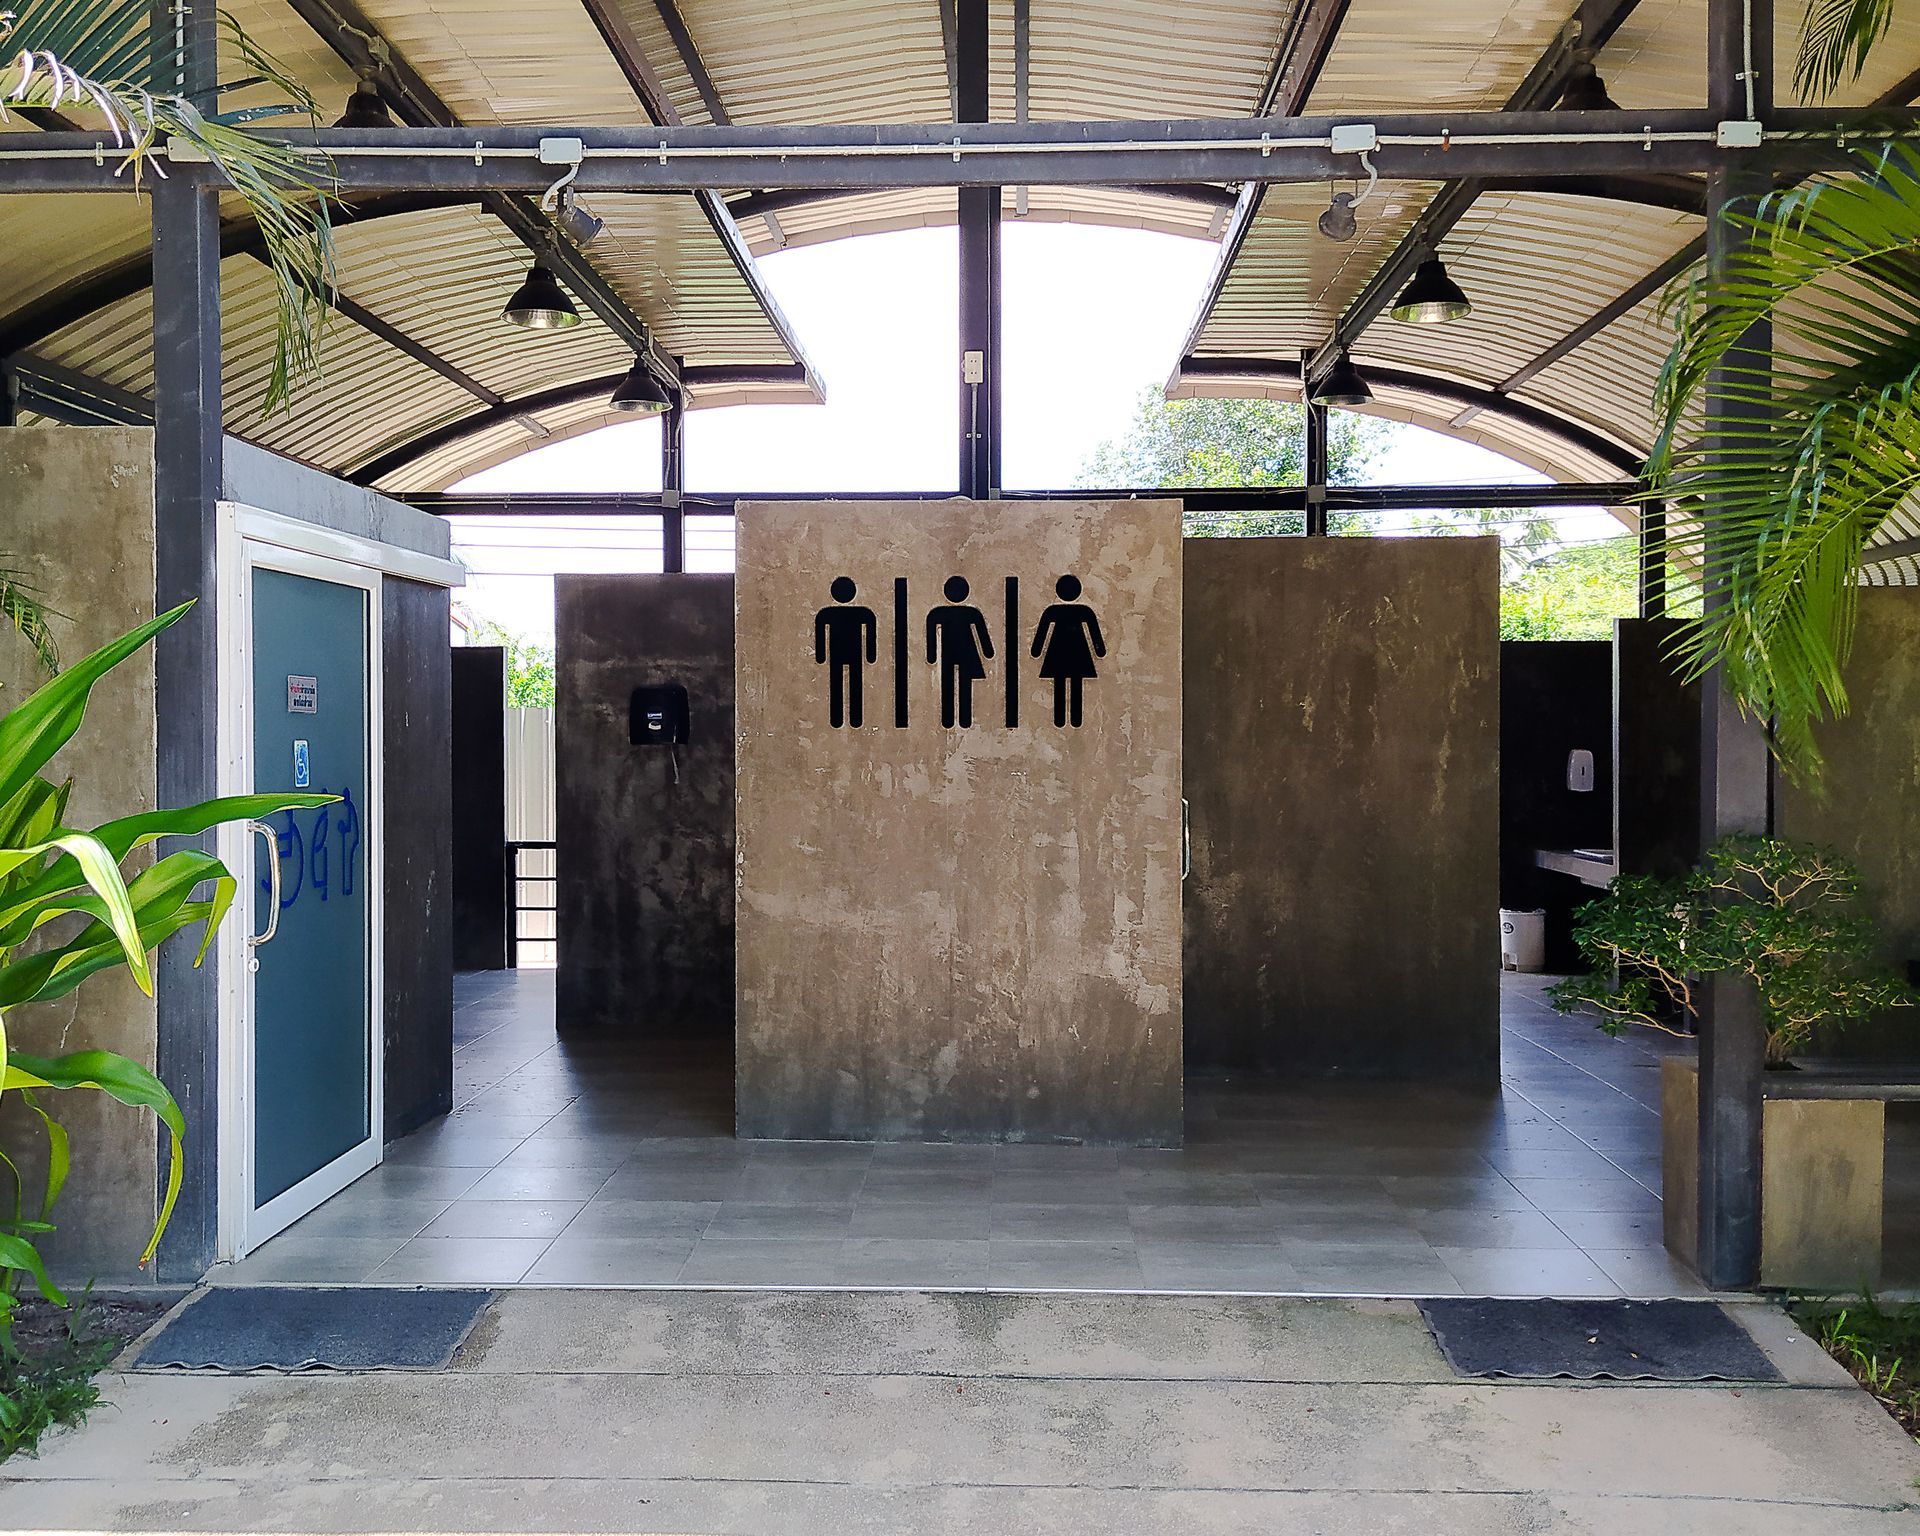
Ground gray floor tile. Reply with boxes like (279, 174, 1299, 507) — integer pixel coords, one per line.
(465, 1165, 619, 1202)
(348, 1164, 489, 1200)
(1433, 1245, 1623, 1297)
(835, 1238, 990, 1287)
(420, 1200, 586, 1239)
(987, 1240, 1144, 1289)
(562, 1199, 722, 1239)
(1506, 1176, 1664, 1212)
(991, 1204, 1135, 1241)
(598, 1166, 749, 1201)
(368, 1237, 550, 1284)
(730, 1166, 871, 1203)
(218, 1236, 405, 1284)
(1406, 1206, 1577, 1251)
(522, 1236, 696, 1284)
(1126, 1206, 1280, 1244)
(1379, 1175, 1531, 1212)
(1544, 1206, 1668, 1248)
(1586, 1246, 1718, 1297)
(703, 1202, 855, 1240)
(280, 1195, 454, 1239)
(850, 1201, 992, 1239)
(992, 1170, 1127, 1205)
(679, 1238, 846, 1285)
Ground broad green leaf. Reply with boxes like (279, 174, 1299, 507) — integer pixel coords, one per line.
(0, 848, 228, 954)
(0, 1233, 65, 1307)
(15, 1090, 69, 1220)
(0, 603, 190, 811)
(0, 831, 149, 994)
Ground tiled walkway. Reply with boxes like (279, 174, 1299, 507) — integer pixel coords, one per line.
(219, 970, 1711, 1294)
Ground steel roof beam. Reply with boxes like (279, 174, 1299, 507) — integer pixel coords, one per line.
(572, 0, 819, 396)
(1308, 0, 1648, 381)
(349, 364, 823, 485)
(1170, 0, 1351, 367)
(281, 0, 681, 390)
(1178, 353, 1643, 474)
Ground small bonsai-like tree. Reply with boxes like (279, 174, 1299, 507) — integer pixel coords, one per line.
(1550, 836, 1916, 1063)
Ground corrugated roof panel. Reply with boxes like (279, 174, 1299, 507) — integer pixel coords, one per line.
(1308, 0, 1571, 113)
(0, 193, 150, 321)
(1189, 180, 1443, 360)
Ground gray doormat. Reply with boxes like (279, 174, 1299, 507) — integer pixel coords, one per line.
(1417, 1298, 1783, 1381)
(134, 1287, 495, 1372)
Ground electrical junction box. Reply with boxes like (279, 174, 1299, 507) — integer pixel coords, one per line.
(630, 683, 690, 745)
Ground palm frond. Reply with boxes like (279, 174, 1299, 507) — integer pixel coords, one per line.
(1795, 0, 1896, 101)
(0, 1, 335, 412)
(0, 565, 60, 677)
(1649, 143, 1920, 780)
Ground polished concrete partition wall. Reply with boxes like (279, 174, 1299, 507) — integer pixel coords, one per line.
(1778, 587, 1920, 1054)
(556, 574, 736, 1039)
(1183, 536, 1501, 1080)
(735, 499, 1184, 1144)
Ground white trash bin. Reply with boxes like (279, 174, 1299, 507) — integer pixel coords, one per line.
(1500, 909, 1547, 973)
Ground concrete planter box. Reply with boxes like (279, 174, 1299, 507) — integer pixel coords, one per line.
(1662, 1057, 1884, 1291)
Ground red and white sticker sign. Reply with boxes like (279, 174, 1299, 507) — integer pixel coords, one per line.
(287, 674, 318, 714)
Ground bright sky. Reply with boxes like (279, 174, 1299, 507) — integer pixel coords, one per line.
(450, 222, 1606, 645)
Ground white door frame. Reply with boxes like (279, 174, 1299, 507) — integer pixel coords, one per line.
(212, 503, 459, 1261)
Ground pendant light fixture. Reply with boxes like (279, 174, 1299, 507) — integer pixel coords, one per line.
(1391, 251, 1473, 324)
(503, 263, 580, 329)
(1557, 52, 1620, 111)
(334, 74, 395, 130)
(609, 356, 673, 414)
(1309, 351, 1373, 408)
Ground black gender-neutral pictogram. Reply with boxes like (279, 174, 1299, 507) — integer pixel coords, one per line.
(926, 576, 994, 729)
(1031, 574, 1105, 728)
(814, 575, 877, 728)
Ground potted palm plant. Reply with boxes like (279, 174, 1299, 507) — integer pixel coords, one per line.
(1553, 836, 1915, 1289)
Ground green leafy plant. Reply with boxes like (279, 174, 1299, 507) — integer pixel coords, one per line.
(0, 0, 337, 409)
(1550, 836, 1916, 1062)
(0, 563, 59, 680)
(1797, 1293, 1920, 1440)
(1648, 0, 1918, 781)
(0, 602, 332, 1369)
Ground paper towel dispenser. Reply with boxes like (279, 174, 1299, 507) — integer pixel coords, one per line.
(630, 684, 689, 745)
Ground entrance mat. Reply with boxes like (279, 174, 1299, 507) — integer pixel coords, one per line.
(134, 1287, 495, 1372)
(1417, 1298, 1782, 1382)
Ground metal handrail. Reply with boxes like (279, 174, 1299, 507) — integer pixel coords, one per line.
(505, 839, 558, 968)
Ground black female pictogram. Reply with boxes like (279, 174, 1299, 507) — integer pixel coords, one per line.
(1030, 574, 1105, 728)
(926, 576, 994, 728)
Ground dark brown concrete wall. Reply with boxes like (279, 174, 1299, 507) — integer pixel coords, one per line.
(1777, 588, 1920, 1053)
(383, 578, 455, 1137)
(556, 574, 735, 1038)
(735, 500, 1184, 1145)
(450, 647, 507, 971)
(1183, 536, 1501, 1080)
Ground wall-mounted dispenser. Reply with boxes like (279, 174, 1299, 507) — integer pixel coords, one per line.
(630, 683, 689, 745)
(1566, 747, 1596, 793)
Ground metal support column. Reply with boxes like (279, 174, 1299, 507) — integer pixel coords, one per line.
(1695, 0, 1774, 1292)
(149, 0, 224, 1280)
(955, 0, 999, 499)
(1638, 498, 1668, 618)
(661, 393, 686, 573)
(1302, 347, 1329, 536)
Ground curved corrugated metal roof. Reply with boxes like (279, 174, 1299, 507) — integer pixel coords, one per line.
(3, 0, 1918, 546)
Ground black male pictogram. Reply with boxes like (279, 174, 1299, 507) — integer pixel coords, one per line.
(814, 575, 877, 728)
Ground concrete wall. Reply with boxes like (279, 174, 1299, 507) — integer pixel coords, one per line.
(556, 575, 736, 1038)
(1183, 536, 1501, 1080)
(0, 427, 160, 1274)
(1777, 587, 1920, 1053)
(735, 500, 1183, 1145)
(383, 578, 455, 1137)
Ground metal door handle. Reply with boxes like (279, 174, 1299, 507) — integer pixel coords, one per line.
(246, 821, 281, 952)
(1181, 798, 1191, 882)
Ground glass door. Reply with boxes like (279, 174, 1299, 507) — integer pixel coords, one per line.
(242, 559, 380, 1247)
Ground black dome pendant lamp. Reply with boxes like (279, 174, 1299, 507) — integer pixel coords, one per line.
(503, 263, 581, 329)
(1309, 351, 1373, 408)
(1391, 252, 1473, 324)
(609, 356, 673, 414)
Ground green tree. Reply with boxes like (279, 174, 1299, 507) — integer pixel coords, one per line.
(1501, 538, 1642, 640)
(1077, 391, 1389, 535)
(465, 620, 555, 708)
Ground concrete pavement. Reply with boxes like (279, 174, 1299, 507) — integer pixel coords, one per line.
(2, 1289, 1917, 1534)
